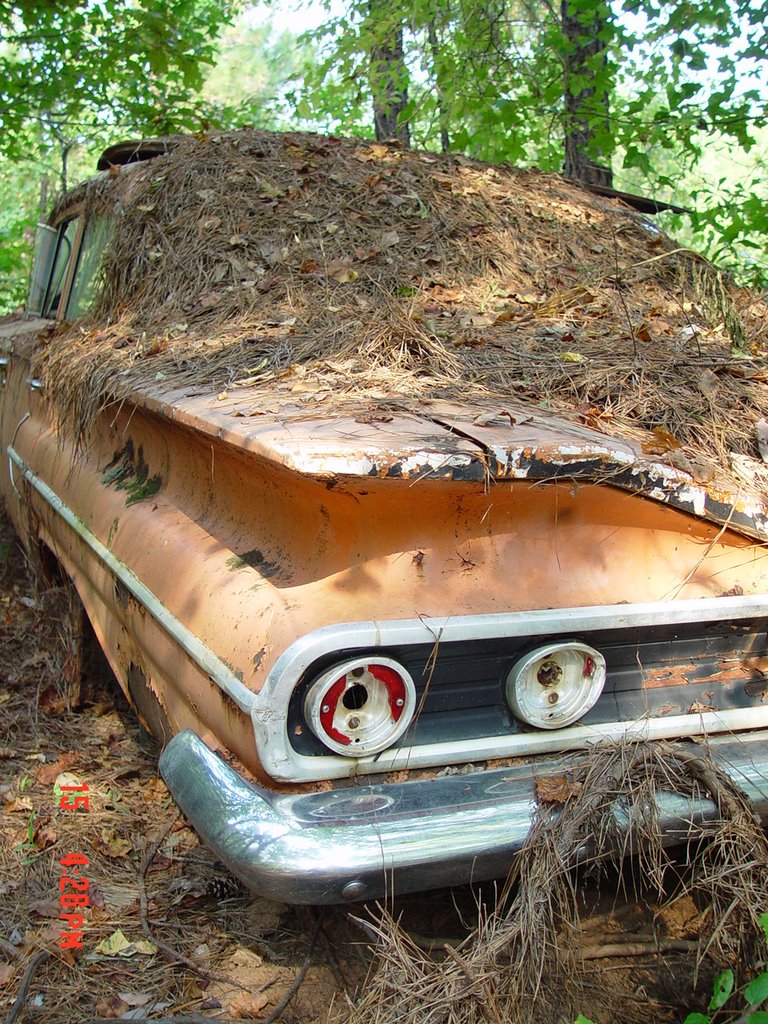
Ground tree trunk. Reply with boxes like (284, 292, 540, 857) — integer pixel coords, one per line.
(427, 18, 450, 152)
(561, 0, 613, 187)
(368, 0, 410, 146)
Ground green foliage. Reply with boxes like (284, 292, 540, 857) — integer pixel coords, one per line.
(679, 911, 768, 1024)
(201, 11, 315, 129)
(0, 0, 238, 157)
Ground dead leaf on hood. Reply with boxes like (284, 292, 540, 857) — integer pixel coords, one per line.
(643, 427, 683, 455)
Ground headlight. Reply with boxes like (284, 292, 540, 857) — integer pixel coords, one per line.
(506, 642, 606, 729)
(304, 657, 416, 757)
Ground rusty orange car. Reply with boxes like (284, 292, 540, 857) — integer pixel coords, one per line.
(1, 130, 767, 903)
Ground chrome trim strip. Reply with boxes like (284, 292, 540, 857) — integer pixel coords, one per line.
(160, 728, 768, 904)
(7, 446, 257, 714)
(251, 598, 768, 782)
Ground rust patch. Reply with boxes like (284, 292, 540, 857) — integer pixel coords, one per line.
(217, 685, 243, 718)
(643, 664, 696, 688)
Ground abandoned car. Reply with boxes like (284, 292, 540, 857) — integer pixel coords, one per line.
(1, 130, 767, 903)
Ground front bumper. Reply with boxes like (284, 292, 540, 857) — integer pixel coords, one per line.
(159, 729, 768, 904)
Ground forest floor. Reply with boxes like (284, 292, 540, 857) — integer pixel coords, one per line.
(0, 509, 755, 1024)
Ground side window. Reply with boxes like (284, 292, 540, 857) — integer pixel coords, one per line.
(28, 212, 109, 320)
(27, 224, 58, 316)
(42, 217, 81, 318)
(66, 217, 109, 318)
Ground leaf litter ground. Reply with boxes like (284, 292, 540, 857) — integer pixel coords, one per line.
(37, 129, 768, 505)
(2, 508, 767, 1024)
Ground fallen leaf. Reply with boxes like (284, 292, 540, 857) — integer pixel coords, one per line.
(0, 964, 15, 987)
(354, 246, 381, 262)
(198, 291, 221, 309)
(228, 993, 269, 1019)
(299, 258, 318, 273)
(535, 774, 583, 805)
(118, 992, 152, 1007)
(431, 285, 465, 303)
(37, 752, 79, 786)
(3, 797, 32, 813)
(558, 351, 586, 363)
(355, 413, 394, 424)
(28, 898, 60, 918)
(94, 929, 157, 958)
(643, 427, 682, 456)
(576, 403, 613, 428)
(197, 216, 222, 232)
(53, 771, 83, 801)
(380, 229, 400, 248)
(99, 828, 133, 859)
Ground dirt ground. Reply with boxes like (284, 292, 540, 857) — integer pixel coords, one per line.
(0, 508, 752, 1024)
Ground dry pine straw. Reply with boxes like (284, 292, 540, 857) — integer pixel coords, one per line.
(348, 740, 768, 1024)
(36, 128, 768, 497)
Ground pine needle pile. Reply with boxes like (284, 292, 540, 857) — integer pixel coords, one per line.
(36, 129, 768, 490)
(347, 741, 768, 1024)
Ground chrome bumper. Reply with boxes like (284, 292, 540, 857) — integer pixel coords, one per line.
(159, 729, 768, 904)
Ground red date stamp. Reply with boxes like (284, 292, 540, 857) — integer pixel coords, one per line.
(57, 782, 90, 949)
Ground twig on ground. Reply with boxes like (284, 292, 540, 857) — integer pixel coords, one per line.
(259, 912, 323, 1024)
(5, 950, 50, 1024)
(579, 940, 698, 960)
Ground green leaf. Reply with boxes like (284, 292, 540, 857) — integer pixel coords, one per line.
(758, 913, 768, 945)
(745, 973, 768, 1006)
(709, 969, 734, 1011)
(682, 1015, 711, 1024)
(747, 1012, 768, 1024)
